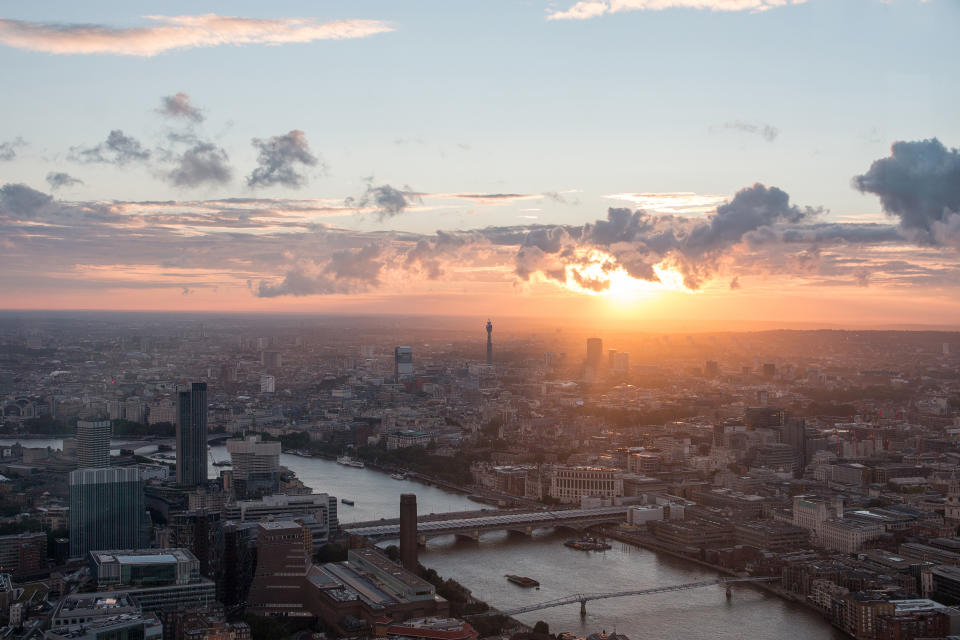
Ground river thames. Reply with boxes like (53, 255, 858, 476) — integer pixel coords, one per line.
(5, 438, 845, 638)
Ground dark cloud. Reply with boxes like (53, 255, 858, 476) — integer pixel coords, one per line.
(70, 130, 151, 165)
(685, 184, 817, 254)
(246, 130, 320, 189)
(729, 276, 741, 290)
(0, 183, 54, 218)
(45, 172, 84, 190)
(346, 181, 422, 220)
(167, 142, 232, 187)
(158, 93, 204, 123)
(0, 137, 25, 161)
(715, 121, 779, 142)
(853, 138, 960, 246)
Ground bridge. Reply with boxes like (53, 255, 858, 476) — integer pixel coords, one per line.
(342, 506, 628, 544)
(469, 577, 778, 618)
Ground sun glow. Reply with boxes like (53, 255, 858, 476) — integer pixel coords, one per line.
(561, 249, 689, 301)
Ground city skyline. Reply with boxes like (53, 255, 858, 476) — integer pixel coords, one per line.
(1, 0, 958, 328)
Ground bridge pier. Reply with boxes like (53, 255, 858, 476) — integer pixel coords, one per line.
(580, 600, 586, 617)
(726, 584, 732, 599)
(418, 535, 427, 547)
(454, 530, 480, 543)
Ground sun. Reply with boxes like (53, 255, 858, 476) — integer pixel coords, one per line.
(560, 249, 690, 303)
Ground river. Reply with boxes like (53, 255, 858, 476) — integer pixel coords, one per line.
(3, 438, 843, 638)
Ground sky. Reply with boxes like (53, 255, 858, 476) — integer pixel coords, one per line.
(1, 0, 959, 330)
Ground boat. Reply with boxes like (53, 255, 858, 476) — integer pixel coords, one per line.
(341, 498, 355, 506)
(390, 472, 407, 480)
(212, 460, 231, 467)
(564, 536, 611, 551)
(505, 574, 539, 588)
(336, 455, 365, 468)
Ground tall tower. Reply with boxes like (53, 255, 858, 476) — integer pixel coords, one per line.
(176, 382, 208, 487)
(485, 319, 493, 365)
(394, 347, 413, 383)
(69, 467, 145, 558)
(399, 493, 418, 571)
(76, 419, 111, 469)
(586, 337, 603, 368)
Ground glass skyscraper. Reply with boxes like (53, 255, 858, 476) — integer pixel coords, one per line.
(69, 467, 145, 558)
(176, 382, 208, 487)
(76, 419, 111, 469)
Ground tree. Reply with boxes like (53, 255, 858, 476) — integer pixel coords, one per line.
(533, 621, 550, 634)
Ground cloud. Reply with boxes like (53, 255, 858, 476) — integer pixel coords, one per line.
(246, 130, 320, 189)
(255, 244, 383, 297)
(729, 276, 741, 290)
(70, 130, 151, 165)
(0, 137, 25, 161)
(0, 183, 54, 218)
(45, 172, 84, 190)
(346, 181, 422, 220)
(548, 0, 807, 20)
(853, 138, 960, 247)
(167, 142, 232, 187)
(713, 121, 779, 142)
(0, 14, 394, 57)
(158, 92, 203, 122)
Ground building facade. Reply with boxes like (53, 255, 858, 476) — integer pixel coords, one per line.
(69, 467, 146, 558)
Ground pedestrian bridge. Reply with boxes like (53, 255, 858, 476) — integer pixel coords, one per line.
(469, 577, 779, 618)
(342, 505, 628, 544)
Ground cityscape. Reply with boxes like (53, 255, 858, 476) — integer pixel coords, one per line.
(1, 1, 959, 640)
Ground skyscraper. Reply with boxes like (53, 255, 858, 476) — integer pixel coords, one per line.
(76, 419, 111, 469)
(69, 467, 145, 558)
(485, 319, 493, 365)
(586, 337, 603, 368)
(394, 346, 413, 383)
(176, 382, 208, 487)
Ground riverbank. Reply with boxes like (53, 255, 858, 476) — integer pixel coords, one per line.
(602, 527, 851, 637)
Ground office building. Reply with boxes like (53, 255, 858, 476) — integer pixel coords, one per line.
(586, 338, 603, 368)
(550, 466, 624, 503)
(0, 532, 46, 577)
(375, 617, 478, 640)
(176, 382, 207, 488)
(259, 374, 275, 393)
(226, 435, 281, 497)
(224, 493, 338, 544)
(247, 521, 314, 617)
(613, 352, 629, 373)
(89, 549, 200, 588)
(77, 419, 111, 469)
(395, 347, 414, 383)
(69, 467, 146, 558)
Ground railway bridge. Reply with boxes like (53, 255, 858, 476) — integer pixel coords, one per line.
(342, 505, 628, 544)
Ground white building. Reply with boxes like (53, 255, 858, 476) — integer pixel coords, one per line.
(550, 466, 624, 503)
(226, 435, 280, 481)
(260, 375, 275, 394)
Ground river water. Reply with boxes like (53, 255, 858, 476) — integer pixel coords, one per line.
(4, 438, 843, 637)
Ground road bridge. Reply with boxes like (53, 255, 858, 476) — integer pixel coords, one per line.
(469, 577, 778, 618)
(342, 505, 627, 544)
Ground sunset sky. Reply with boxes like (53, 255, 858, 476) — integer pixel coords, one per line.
(1, 0, 958, 329)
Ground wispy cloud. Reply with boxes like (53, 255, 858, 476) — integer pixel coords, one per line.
(548, 0, 807, 20)
(604, 192, 728, 215)
(45, 172, 84, 190)
(711, 120, 780, 142)
(0, 14, 394, 57)
(157, 92, 204, 122)
(0, 137, 26, 161)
